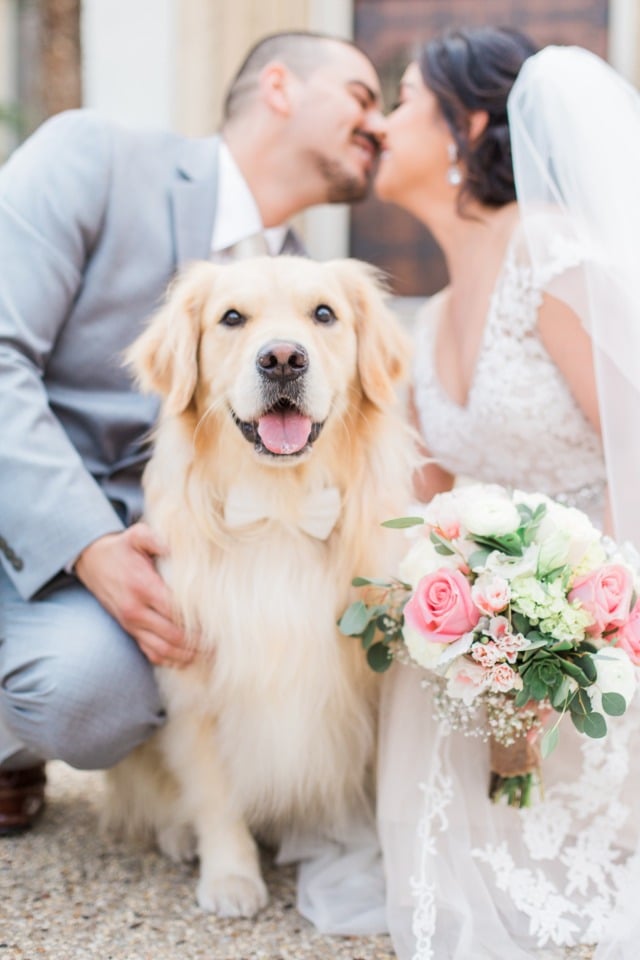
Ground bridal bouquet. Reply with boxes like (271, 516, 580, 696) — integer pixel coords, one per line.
(339, 484, 639, 806)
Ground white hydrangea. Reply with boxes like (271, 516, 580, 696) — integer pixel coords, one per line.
(510, 574, 592, 642)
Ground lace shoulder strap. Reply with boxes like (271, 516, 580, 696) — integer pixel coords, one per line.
(509, 211, 589, 290)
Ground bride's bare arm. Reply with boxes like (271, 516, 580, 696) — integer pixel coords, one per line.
(537, 291, 612, 531)
(407, 387, 455, 502)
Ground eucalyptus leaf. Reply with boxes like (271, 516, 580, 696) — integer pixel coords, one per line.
(429, 531, 455, 554)
(571, 687, 593, 715)
(468, 547, 492, 570)
(602, 691, 627, 717)
(435, 544, 455, 556)
(580, 655, 598, 683)
(583, 711, 607, 739)
(360, 621, 377, 651)
(551, 676, 577, 710)
(366, 642, 393, 673)
(561, 658, 591, 687)
(381, 516, 425, 529)
(517, 503, 533, 524)
(366, 604, 390, 620)
(532, 503, 548, 522)
(338, 601, 370, 636)
(541, 725, 559, 759)
(352, 576, 393, 588)
(571, 711, 586, 733)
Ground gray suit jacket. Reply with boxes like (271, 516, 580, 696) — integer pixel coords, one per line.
(0, 110, 303, 599)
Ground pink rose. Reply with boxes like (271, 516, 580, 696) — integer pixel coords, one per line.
(568, 564, 634, 635)
(405, 568, 480, 644)
(612, 600, 640, 665)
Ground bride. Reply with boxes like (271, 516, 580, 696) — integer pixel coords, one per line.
(373, 25, 640, 960)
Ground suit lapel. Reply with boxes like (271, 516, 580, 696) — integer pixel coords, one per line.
(171, 136, 220, 267)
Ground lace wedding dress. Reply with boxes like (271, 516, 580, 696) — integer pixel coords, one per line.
(377, 225, 640, 960)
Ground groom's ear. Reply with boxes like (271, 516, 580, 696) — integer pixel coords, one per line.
(468, 110, 490, 143)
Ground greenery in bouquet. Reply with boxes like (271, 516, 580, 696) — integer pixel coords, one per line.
(339, 485, 640, 807)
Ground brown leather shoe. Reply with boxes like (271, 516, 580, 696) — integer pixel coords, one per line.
(0, 764, 46, 835)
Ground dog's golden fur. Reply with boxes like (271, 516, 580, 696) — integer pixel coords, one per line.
(104, 255, 418, 917)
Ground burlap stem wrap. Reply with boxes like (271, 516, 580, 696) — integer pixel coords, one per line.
(490, 734, 541, 779)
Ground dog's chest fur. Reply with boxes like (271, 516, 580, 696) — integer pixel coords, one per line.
(155, 483, 375, 833)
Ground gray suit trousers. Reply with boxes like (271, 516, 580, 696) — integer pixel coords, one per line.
(0, 572, 165, 770)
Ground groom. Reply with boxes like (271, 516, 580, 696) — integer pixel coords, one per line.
(0, 30, 384, 833)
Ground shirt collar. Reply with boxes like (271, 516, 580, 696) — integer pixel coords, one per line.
(211, 141, 288, 256)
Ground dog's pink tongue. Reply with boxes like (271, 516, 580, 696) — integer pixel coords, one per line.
(258, 411, 312, 454)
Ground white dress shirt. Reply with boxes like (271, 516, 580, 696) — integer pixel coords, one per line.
(211, 141, 287, 258)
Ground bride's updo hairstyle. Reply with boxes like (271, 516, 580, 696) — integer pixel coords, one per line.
(420, 26, 538, 208)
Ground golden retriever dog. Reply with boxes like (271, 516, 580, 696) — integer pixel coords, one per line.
(103, 255, 417, 918)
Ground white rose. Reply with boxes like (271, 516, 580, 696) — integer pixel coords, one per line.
(398, 536, 458, 587)
(403, 623, 446, 671)
(535, 500, 602, 568)
(544, 501, 600, 543)
(587, 647, 637, 713)
(459, 492, 521, 538)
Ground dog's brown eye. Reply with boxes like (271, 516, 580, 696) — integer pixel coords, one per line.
(313, 304, 337, 325)
(220, 309, 246, 327)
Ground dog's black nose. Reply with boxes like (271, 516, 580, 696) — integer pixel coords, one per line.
(256, 340, 309, 381)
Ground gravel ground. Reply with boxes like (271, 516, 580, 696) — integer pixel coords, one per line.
(1, 762, 394, 960)
(1, 762, 595, 960)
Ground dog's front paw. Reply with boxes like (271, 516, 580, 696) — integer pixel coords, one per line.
(196, 873, 269, 917)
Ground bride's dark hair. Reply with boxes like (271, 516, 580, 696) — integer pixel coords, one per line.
(420, 26, 538, 208)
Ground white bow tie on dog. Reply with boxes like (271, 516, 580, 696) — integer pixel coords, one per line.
(224, 483, 341, 540)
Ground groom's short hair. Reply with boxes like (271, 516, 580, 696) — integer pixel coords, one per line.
(223, 32, 358, 122)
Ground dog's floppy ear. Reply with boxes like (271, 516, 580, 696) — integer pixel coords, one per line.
(125, 261, 218, 415)
(331, 258, 411, 409)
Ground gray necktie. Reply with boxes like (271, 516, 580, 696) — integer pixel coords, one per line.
(226, 232, 270, 260)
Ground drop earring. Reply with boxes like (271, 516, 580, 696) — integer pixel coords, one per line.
(447, 142, 462, 186)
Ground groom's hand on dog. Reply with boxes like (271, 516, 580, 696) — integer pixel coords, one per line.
(74, 523, 194, 667)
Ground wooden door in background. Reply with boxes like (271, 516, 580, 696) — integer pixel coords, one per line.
(351, 0, 609, 296)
